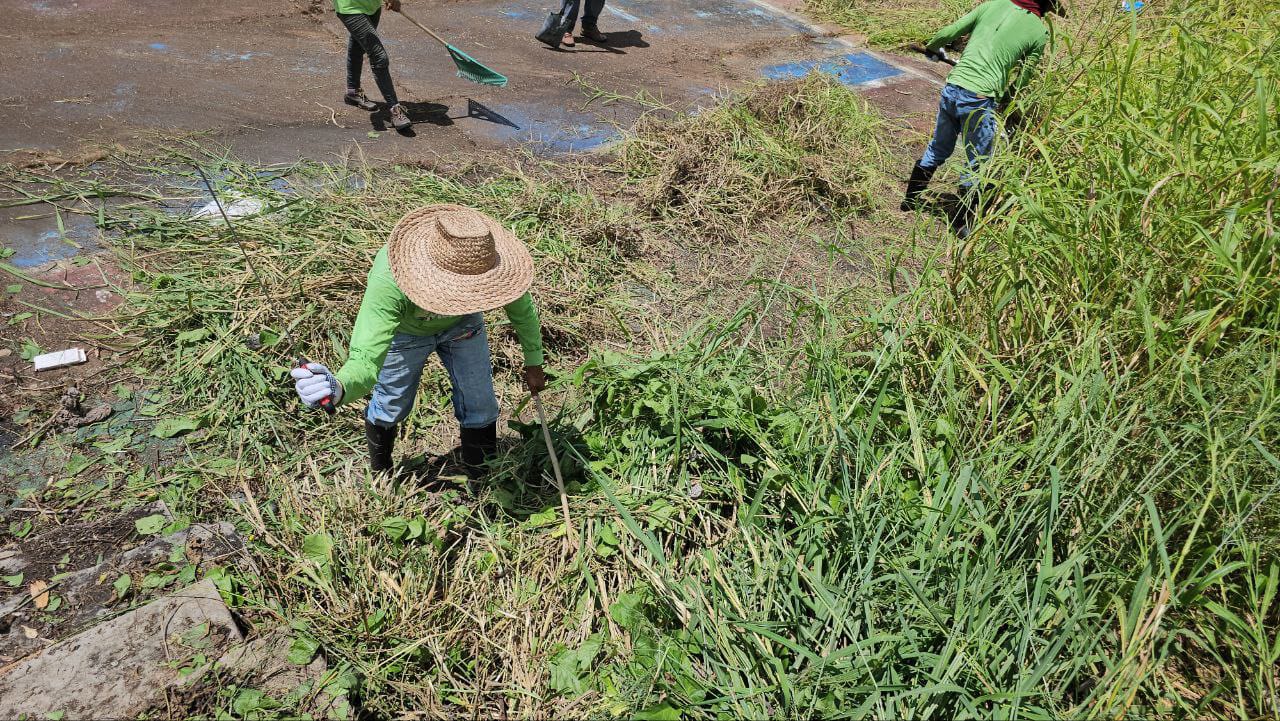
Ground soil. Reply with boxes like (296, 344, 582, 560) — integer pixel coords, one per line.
(0, 257, 130, 419)
(1, 0, 939, 167)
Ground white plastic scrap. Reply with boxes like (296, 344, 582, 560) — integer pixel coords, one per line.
(191, 194, 266, 221)
(33, 348, 87, 371)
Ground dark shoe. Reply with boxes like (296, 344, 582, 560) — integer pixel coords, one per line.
(561, 32, 576, 47)
(366, 421, 396, 474)
(459, 422, 498, 478)
(344, 88, 379, 111)
(951, 190, 977, 238)
(900, 162, 936, 212)
(581, 23, 608, 42)
(389, 103, 412, 131)
(952, 183, 996, 238)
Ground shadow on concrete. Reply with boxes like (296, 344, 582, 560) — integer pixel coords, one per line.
(595, 29, 649, 49)
(369, 101, 453, 135)
(462, 99, 520, 129)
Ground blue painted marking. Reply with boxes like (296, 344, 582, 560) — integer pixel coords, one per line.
(762, 52, 901, 87)
(605, 5, 641, 21)
(210, 50, 271, 62)
(500, 7, 540, 20)
(5, 216, 99, 269)
(474, 104, 618, 153)
(149, 42, 169, 51)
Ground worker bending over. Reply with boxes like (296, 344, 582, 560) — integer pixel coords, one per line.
(901, 0, 1065, 235)
(292, 206, 546, 476)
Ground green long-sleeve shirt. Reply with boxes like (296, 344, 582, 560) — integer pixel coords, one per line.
(333, 0, 380, 15)
(927, 0, 1048, 101)
(334, 246, 545, 404)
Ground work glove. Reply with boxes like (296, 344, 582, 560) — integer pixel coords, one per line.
(292, 362, 343, 410)
(524, 365, 547, 396)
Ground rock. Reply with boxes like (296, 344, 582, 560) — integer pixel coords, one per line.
(0, 579, 243, 719)
(213, 631, 351, 719)
(0, 504, 252, 662)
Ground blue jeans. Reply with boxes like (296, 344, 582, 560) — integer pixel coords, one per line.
(366, 314, 499, 430)
(920, 83, 997, 190)
(558, 0, 605, 28)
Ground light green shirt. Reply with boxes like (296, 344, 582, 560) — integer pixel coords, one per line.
(333, 0, 381, 15)
(335, 246, 545, 405)
(927, 0, 1048, 101)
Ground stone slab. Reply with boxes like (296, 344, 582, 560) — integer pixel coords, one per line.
(0, 579, 243, 719)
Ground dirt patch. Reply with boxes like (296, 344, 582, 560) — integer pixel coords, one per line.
(0, 257, 130, 419)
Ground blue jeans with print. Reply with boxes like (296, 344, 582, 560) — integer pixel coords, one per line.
(920, 83, 997, 190)
(366, 314, 499, 430)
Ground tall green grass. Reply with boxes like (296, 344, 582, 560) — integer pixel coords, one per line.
(552, 0, 1279, 717)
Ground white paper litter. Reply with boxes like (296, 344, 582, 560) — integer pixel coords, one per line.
(191, 195, 266, 221)
(33, 348, 87, 371)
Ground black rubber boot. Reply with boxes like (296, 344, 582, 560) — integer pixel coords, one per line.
(365, 421, 396, 475)
(952, 183, 996, 239)
(900, 162, 936, 212)
(459, 422, 498, 478)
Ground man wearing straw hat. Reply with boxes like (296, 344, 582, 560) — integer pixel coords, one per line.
(291, 205, 546, 476)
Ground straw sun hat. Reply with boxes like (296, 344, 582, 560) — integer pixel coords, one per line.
(387, 204, 534, 316)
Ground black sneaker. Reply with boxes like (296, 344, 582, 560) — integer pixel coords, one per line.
(344, 89, 379, 111)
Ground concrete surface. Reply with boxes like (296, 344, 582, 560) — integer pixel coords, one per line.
(0, 579, 243, 719)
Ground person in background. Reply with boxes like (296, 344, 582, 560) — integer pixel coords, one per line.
(336, 0, 412, 130)
(557, 0, 609, 48)
(900, 0, 1065, 236)
(292, 205, 546, 477)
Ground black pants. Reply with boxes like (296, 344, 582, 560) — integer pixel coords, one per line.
(558, 0, 605, 28)
(339, 9, 398, 106)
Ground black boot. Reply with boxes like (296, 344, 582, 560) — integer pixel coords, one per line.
(459, 422, 498, 478)
(900, 162, 936, 212)
(365, 421, 396, 475)
(952, 183, 996, 239)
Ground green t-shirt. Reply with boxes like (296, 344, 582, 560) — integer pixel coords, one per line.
(927, 0, 1048, 101)
(334, 246, 545, 404)
(333, 0, 380, 15)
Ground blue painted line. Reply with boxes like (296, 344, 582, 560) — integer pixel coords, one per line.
(149, 42, 169, 51)
(500, 7, 541, 20)
(605, 5, 641, 21)
(762, 52, 902, 87)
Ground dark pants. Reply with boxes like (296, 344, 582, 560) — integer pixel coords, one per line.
(558, 0, 605, 29)
(339, 9, 398, 107)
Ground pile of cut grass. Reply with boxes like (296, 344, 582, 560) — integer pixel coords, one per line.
(806, 0, 972, 48)
(619, 77, 892, 239)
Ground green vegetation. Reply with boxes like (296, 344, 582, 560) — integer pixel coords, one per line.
(807, 0, 972, 48)
(3, 0, 1276, 716)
